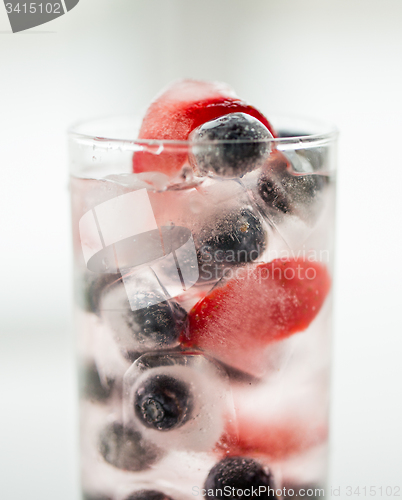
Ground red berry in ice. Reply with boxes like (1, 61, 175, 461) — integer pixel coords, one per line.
(182, 259, 331, 374)
(216, 417, 328, 461)
(132, 80, 276, 177)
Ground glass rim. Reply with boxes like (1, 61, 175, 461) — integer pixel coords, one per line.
(68, 113, 338, 152)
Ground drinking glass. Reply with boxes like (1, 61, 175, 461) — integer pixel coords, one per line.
(69, 115, 337, 500)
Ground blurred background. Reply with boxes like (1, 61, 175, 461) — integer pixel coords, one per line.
(1, 1, 401, 499)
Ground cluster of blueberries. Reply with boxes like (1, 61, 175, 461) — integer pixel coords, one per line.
(80, 113, 327, 500)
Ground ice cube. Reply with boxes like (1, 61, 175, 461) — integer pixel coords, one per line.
(242, 150, 329, 248)
(195, 206, 266, 283)
(77, 312, 130, 382)
(104, 171, 170, 192)
(79, 361, 115, 403)
(184, 259, 331, 377)
(189, 113, 272, 178)
(190, 178, 268, 283)
(123, 352, 235, 452)
(99, 271, 188, 357)
(75, 271, 121, 314)
(98, 420, 161, 472)
(279, 444, 329, 493)
(132, 79, 274, 177)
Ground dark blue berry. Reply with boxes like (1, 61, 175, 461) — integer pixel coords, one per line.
(124, 491, 174, 500)
(100, 286, 188, 356)
(257, 149, 328, 217)
(196, 208, 266, 281)
(191, 113, 272, 178)
(258, 169, 327, 215)
(127, 299, 187, 350)
(79, 362, 114, 402)
(258, 171, 291, 214)
(204, 457, 278, 500)
(99, 421, 159, 471)
(134, 374, 193, 431)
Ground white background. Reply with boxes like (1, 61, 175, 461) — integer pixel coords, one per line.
(1, 1, 402, 499)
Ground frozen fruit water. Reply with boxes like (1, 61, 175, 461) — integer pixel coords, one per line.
(204, 457, 278, 499)
(134, 374, 193, 431)
(98, 420, 160, 472)
(71, 80, 336, 500)
(123, 490, 174, 500)
(123, 352, 235, 451)
(132, 80, 276, 177)
(190, 113, 273, 178)
(183, 259, 331, 375)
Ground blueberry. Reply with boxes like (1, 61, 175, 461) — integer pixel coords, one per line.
(99, 421, 160, 471)
(191, 113, 272, 178)
(196, 208, 266, 281)
(204, 457, 278, 500)
(100, 287, 188, 356)
(79, 362, 114, 403)
(258, 171, 291, 214)
(258, 165, 327, 216)
(126, 300, 188, 352)
(134, 374, 193, 431)
(124, 491, 174, 500)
